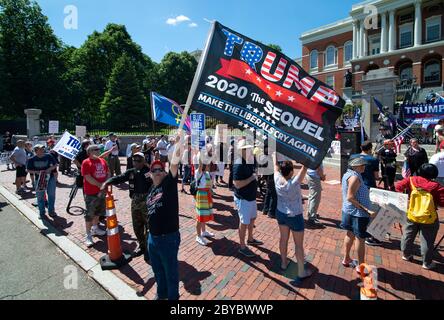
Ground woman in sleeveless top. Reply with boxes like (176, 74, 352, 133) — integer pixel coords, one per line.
(194, 155, 215, 246)
(341, 157, 376, 274)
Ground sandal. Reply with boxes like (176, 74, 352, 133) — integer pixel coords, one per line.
(342, 259, 358, 268)
(290, 269, 314, 286)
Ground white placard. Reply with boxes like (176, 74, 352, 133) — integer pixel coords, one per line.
(48, 121, 59, 134)
(0, 152, 12, 165)
(75, 126, 87, 138)
(53, 132, 81, 161)
(369, 188, 408, 220)
(367, 206, 404, 241)
(330, 141, 341, 155)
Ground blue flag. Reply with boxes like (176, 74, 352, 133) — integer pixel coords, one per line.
(150, 92, 191, 132)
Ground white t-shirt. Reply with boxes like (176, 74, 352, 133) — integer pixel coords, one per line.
(274, 171, 303, 216)
(156, 139, 168, 156)
(195, 171, 211, 189)
(429, 152, 444, 178)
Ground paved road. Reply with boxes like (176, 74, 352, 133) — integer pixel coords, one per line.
(0, 195, 112, 300)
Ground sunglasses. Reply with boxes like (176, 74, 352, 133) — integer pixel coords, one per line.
(151, 168, 164, 173)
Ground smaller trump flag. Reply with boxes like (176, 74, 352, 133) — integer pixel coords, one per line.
(150, 92, 191, 132)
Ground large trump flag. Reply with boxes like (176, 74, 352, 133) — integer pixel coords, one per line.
(186, 22, 345, 169)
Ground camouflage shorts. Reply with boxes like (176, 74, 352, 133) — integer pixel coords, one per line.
(84, 193, 106, 222)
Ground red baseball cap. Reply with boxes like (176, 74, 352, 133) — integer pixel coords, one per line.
(150, 160, 165, 171)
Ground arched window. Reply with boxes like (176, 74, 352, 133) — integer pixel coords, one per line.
(424, 60, 441, 83)
(325, 46, 337, 66)
(344, 41, 353, 63)
(310, 50, 318, 69)
(399, 63, 413, 81)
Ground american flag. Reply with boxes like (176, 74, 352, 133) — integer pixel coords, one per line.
(402, 161, 411, 179)
(393, 134, 405, 154)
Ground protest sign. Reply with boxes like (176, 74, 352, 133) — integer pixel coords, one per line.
(330, 141, 340, 155)
(53, 132, 81, 160)
(369, 188, 408, 221)
(0, 152, 12, 165)
(186, 22, 345, 169)
(190, 113, 206, 150)
(75, 126, 87, 138)
(367, 206, 402, 241)
(48, 121, 59, 134)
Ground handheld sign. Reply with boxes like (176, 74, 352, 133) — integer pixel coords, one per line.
(190, 113, 206, 150)
(186, 22, 345, 169)
(53, 131, 81, 161)
(48, 121, 59, 134)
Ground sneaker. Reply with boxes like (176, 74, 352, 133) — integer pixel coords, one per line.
(201, 231, 215, 238)
(85, 235, 94, 247)
(422, 262, 436, 270)
(91, 226, 106, 236)
(402, 255, 413, 262)
(48, 212, 57, 218)
(196, 236, 208, 246)
(365, 237, 383, 246)
(238, 247, 256, 258)
(307, 218, 325, 228)
(247, 239, 264, 246)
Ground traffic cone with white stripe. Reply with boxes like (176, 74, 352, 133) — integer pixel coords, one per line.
(100, 186, 132, 270)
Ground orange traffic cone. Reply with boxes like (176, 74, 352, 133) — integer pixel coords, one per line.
(100, 186, 132, 270)
(359, 264, 378, 300)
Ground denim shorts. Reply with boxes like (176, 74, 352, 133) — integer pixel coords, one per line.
(234, 196, 257, 225)
(276, 210, 305, 232)
(341, 212, 370, 239)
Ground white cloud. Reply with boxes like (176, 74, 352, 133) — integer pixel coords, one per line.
(166, 15, 191, 26)
(189, 22, 198, 28)
(203, 18, 215, 23)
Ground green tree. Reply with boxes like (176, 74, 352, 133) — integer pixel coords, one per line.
(69, 24, 156, 119)
(155, 51, 198, 105)
(0, 0, 66, 118)
(267, 44, 282, 52)
(101, 54, 147, 130)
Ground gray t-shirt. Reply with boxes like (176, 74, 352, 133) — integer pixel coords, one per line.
(10, 147, 27, 166)
(274, 172, 303, 216)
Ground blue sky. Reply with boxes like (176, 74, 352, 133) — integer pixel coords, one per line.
(38, 0, 357, 62)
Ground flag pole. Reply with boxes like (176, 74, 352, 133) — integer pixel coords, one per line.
(375, 121, 415, 154)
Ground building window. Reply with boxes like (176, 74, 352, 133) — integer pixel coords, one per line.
(399, 23, 413, 48)
(326, 75, 335, 89)
(325, 46, 337, 67)
(369, 36, 381, 55)
(424, 60, 441, 83)
(344, 41, 353, 63)
(426, 16, 442, 43)
(399, 63, 413, 81)
(310, 50, 318, 70)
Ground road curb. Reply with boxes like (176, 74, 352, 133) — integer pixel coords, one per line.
(0, 185, 145, 301)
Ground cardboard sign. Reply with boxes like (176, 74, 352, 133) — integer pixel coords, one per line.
(367, 205, 404, 241)
(369, 188, 408, 221)
(75, 126, 87, 138)
(48, 121, 59, 134)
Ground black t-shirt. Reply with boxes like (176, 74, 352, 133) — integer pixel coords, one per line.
(147, 172, 179, 236)
(75, 150, 88, 166)
(233, 160, 257, 201)
(107, 166, 152, 198)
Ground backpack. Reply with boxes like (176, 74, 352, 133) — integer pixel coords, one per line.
(407, 178, 437, 224)
(190, 173, 205, 196)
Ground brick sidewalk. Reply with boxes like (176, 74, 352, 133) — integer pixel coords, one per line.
(1, 161, 444, 300)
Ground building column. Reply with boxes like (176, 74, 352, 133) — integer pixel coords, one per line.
(414, 0, 422, 47)
(388, 10, 396, 52)
(381, 12, 388, 53)
(358, 21, 364, 58)
(363, 28, 368, 57)
(352, 20, 358, 59)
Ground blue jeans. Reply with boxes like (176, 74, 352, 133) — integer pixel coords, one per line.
(148, 231, 181, 300)
(36, 175, 56, 215)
